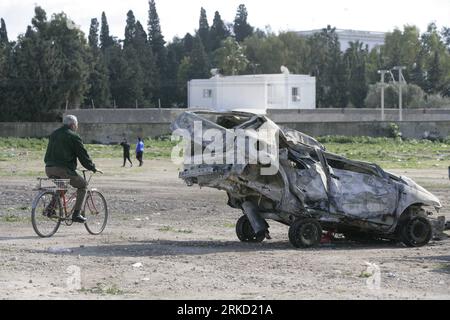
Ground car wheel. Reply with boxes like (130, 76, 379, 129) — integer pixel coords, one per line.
(400, 216, 432, 247)
(235, 215, 265, 243)
(288, 218, 322, 248)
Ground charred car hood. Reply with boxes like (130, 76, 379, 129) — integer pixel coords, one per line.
(387, 171, 442, 209)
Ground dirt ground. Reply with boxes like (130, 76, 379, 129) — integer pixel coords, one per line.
(0, 158, 449, 300)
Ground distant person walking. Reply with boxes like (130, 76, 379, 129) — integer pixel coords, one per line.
(120, 138, 133, 167)
(136, 137, 144, 167)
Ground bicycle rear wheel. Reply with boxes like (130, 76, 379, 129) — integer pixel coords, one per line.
(84, 190, 108, 235)
(31, 191, 62, 237)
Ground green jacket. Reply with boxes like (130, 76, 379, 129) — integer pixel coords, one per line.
(44, 125, 96, 175)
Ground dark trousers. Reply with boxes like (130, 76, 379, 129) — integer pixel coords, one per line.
(136, 151, 143, 166)
(123, 152, 132, 166)
(45, 166, 87, 212)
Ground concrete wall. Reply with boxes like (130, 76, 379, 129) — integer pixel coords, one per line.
(279, 121, 450, 139)
(64, 107, 450, 123)
(0, 122, 171, 144)
(267, 108, 450, 122)
(1, 108, 450, 143)
(66, 108, 184, 124)
(1, 120, 449, 144)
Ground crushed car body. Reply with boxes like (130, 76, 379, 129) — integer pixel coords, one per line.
(171, 110, 446, 248)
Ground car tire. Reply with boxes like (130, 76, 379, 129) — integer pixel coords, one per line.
(288, 218, 322, 248)
(235, 215, 265, 243)
(400, 216, 432, 247)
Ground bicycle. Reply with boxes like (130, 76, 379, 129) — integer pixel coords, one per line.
(31, 170, 108, 238)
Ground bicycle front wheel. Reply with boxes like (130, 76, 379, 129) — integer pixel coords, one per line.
(31, 191, 62, 237)
(84, 190, 108, 235)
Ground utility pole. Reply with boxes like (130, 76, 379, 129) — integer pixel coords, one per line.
(393, 66, 406, 121)
(377, 70, 388, 121)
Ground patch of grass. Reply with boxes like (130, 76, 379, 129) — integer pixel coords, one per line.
(79, 283, 124, 295)
(359, 271, 373, 278)
(158, 226, 174, 232)
(434, 263, 450, 273)
(223, 222, 236, 228)
(104, 284, 124, 295)
(0, 214, 30, 223)
(0, 136, 448, 170)
(320, 136, 450, 169)
(176, 229, 193, 234)
(157, 225, 193, 233)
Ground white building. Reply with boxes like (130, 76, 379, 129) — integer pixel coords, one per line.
(188, 69, 316, 114)
(297, 29, 386, 52)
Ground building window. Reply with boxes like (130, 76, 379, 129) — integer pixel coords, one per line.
(203, 89, 212, 98)
(292, 87, 300, 102)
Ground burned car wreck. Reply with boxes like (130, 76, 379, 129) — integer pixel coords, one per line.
(171, 111, 446, 248)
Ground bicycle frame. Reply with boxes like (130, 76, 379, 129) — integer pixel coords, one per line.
(33, 169, 100, 221)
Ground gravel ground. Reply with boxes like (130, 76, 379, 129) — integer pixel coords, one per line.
(0, 159, 449, 300)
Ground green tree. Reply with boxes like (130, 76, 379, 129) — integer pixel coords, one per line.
(198, 7, 210, 52)
(148, 0, 167, 104)
(189, 35, 210, 79)
(124, 10, 137, 48)
(100, 12, 114, 50)
(183, 33, 194, 53)
(410, 49, 427, 89)
(214, 37, 248, 75)
(85, 17, 110, 107)
(176, 56, 191, 105)
(0, 18, 8, 44)
(383, 25, 421, 82)
(244, 33, 285, 74)
(442, 27, 450, 51)
(88, 18, 99, 48)
(210, 11, 229, 52)
(135, 20, 157, 105)
(278, 32, 310, 74)
(344, 41, 368, 108)
(11, 7, 90, 120)
(427, 50, 443, 94)
(308, 26, 348, 108)
(233, 4, 253, 42)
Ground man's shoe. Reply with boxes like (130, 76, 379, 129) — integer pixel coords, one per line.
(72, 210, 87, 223)
(43, 201, 57, 217)
(43, 207, 57, 218)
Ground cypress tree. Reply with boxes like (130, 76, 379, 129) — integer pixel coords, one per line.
(88, 18, 99, 49)
(233, 4, 253, 42)
(210, 11, 229, 51)
(198, 7, 210, 52)
(135, 20, 157, 105)
(344, 41, 368, 108)
(148, 0, 166, 55)
(148, 0, 167, 104)
(0, 18, 8, 44)
(100, 12, 113, 50)
(85, 17, 111, 107)
(189, 36, 210, 79)
(183, 33, 194, 53)
(124, 10, 137, 48)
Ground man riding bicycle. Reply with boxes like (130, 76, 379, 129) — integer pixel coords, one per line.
(44, 115, 98, 223)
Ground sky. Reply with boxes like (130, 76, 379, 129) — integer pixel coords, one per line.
(0, 0, 449, 42)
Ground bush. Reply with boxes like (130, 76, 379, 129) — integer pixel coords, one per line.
(365, 83, 450, 108)
(365, 83, 426, 108)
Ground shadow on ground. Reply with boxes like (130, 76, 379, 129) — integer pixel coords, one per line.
(24, 238, 422, 257)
